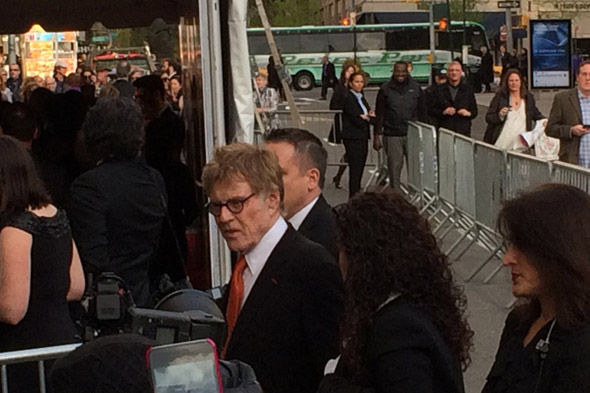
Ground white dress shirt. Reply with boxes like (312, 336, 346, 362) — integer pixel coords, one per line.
(242, 216, 288, 307)
(288, 196, 320, 230)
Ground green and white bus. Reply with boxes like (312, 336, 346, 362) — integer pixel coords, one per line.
(247, 21, 490, 90)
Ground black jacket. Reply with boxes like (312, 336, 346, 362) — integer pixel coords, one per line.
(319, 298, 465, 393)
(483, 309, 590, 393)
(429, 81, 478, 136)
(480, 52, 494, 84)
(341, 90, 371, 140)
(375, 77, 423, 137)
(329, 81, 348, 110)
(322, 61, 337, 86)
(69, 158, 167, 308)
(484, 92, 544, 144)
(298, 194, 337, 257)
(223, 227, 344, 393)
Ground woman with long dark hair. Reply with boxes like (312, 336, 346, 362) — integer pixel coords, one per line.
(0, 135, 85, 392)
(340, 72, 374, 198)
(329, 64, 356, 188)
(320, 192, 472, 393)
(484, 69, 544, 149)
(483, 184, 590, 393)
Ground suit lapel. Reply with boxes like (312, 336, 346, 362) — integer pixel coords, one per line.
(226, 228, 295, 354)
(299, 195, 325, 235)
(569, 89, 583, 124)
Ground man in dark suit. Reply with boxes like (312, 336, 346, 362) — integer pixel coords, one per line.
(479, 45, 494, 92)
(265, 128, 337, 256)
(429, 61, 478, 137)
(546, 61, 590, 166)
(69, 97, 179, 308)
(320, 56, 336, 100)
(202, 143, 344, 393)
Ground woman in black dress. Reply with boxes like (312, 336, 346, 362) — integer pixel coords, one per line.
(483, 184, 590, 393)
(0, 135, 85, 392)
(319, 192, 472, 393)
(340, 72, 374, 198)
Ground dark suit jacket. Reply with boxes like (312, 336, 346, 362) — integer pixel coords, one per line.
(546, 88, 584, 164)
(341, 90, 371, 140)
(484, 91, 544, 144)
(224, 226, 344, 393)
(480, 52, 494, 84)
(322, 62, 337, 86)
(298, 194, 337, 257)
(319, 298, 465, 393)
(69, 158, 167, 308)
(429, 81, 478, 136)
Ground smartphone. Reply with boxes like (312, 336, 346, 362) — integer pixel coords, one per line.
(147, 339, 223, 393)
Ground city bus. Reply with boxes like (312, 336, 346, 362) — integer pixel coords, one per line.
(247, 21, 490, 90)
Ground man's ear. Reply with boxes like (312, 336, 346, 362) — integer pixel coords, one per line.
(267, 189, 281, 211)
(306, 168, 320, 191)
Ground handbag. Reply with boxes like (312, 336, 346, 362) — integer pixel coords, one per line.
(534, 133, 560, 161)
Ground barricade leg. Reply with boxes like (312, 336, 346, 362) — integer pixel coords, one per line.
(465, 243, 504, 282)
(444, 222, 476, 256)
(453, 228, 479, 261)
(484, 261, 506, 284)
(38, 361, 46, 393)
(1, 364, 7, 393)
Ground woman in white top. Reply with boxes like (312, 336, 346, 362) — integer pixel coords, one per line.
(484, 69, 544, 150)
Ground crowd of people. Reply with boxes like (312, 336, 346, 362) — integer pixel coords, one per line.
(2, 46, 590, 393)
(0, 58, 184, 114)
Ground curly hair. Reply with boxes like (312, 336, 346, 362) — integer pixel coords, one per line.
(336, 192, 473, 379)
(81, 97, 144, 162)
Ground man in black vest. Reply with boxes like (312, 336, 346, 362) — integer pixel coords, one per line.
(374, 61, 423, 190)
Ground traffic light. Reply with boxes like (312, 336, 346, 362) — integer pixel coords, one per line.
(438, 18, 448, 31)
(341, 17, 351, 26)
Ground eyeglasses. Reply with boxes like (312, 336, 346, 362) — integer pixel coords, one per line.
(206, 193, 256, 216)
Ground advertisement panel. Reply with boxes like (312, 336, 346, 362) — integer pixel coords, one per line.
(530, 19, 572, 89)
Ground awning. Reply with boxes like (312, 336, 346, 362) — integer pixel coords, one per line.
(0, 0, 180, 33)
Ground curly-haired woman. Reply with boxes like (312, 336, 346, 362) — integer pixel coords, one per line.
(319, 191, 472, 393)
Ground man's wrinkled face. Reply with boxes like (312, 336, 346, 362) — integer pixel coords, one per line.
(210, 178, 280, 254)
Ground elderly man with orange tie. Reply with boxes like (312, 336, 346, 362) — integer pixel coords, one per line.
(202, 143, 344, 393)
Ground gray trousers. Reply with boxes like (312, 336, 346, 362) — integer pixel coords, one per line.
(383, 135, 407, 190)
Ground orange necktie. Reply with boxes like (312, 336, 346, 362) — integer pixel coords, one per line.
(222, 255, 247, 358)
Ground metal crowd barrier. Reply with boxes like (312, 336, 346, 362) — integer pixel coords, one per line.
(0, 343, 81, 393)
(402, 123, 590, 289)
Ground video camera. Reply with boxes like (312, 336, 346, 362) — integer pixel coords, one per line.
(82, 273, 226, 346)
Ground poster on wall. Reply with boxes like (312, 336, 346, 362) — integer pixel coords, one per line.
(530, 19, 572, 89)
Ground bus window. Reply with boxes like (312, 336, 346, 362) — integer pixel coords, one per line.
(385, 30, 410, 50)
(275, 34, 301, 54)
(408, 27, 429, 50)
(300, 33, 329, 53)
(356, 31, 386, 51)
(248, 35, 269, 55)
(436, 30, 464, 53)
(328, 32, 354, 52)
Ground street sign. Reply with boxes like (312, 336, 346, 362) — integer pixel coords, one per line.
(498, 1, 520, 8)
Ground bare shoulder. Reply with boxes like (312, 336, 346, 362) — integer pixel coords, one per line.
(28, 204, 58, 218)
